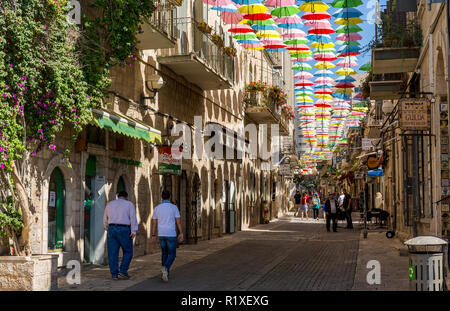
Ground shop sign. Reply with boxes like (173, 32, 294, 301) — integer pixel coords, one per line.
(362, 138, 375, 151)
(112, 157, 143, 167)
(367, 155, 379, 170)
(157, 146, 182, 175)
(398, 98, 431, 130)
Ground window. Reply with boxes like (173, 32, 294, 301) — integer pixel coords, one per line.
(48, 168, 65, 251)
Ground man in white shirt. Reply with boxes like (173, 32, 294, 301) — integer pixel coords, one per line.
(151, 190, 184, 282)
(103, 191, 138, 280)
(338, 191, 345, 208)
(325, 193, 338, 232)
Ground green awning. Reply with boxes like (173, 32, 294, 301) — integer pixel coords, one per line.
(91, 108, 162, 144)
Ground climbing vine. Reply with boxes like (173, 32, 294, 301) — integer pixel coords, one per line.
(0, 0, 157, 255)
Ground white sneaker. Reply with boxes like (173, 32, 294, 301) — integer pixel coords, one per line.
(161, 267, 168, 282)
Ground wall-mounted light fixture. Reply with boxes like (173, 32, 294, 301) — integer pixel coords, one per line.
(140, 74, 166, 107)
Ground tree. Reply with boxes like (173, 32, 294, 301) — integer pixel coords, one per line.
(0, 0, 156, 256)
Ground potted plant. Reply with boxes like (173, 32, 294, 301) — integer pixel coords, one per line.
(224, 46, 237, 57)
(211, 34, 224, 47)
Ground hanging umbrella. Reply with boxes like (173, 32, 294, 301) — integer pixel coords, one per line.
(250, 18, 276, 25)
(336, 59, 358, 67)
(335, 82, 355, 89)
(275, 15, 303, 24)
(335, 25, 362, 33)
(314, 61, 335, 69)
(284, 38, 309, 44)
(271, 5, 300, 17)
(243, 13, 272, 20)
(222, 12, 244, 24)
(303, 19, 331, 28)
(301, 11, 331, 20)
(331, 0, 363, 8)
(296, 96, 314, 102)
(281, 29, 307, 38)
(228, 24, 254, 33)
(335, 40, 360, 46)
(315, 77, 334, 84)
(308, 26, 334, 35)
(264, 0, 295, 6)
(332, 8, 363, 18)
(291, 57, 314, 61)
(336, 33, 362, 41)
(314, 94, 334, 100)
(306, 34, 333, 42)
(287, 44, 312, 51)
(359, 62, 372, 71)
(299, 1, 329, 12)
(295, 80, 314, 87)
(232, 0, 264, 4)
(211, 3, 239, 12)
(238, 4, 268, 14)
(292, 63, 313, 71)
(334, 88, 354, 93)
(261, 39, 287, 49)
(233, 33, 258, 39)
(335, 17, 363, 25)
(314, 69, 334, 76)
(252, 24, 278, 30)
(237, 38, 261, 44)
(314, 88, 333, 94)
(256, 30, 281, 37)
(314, 52, 337, 61)
(335, 75, 356, 83)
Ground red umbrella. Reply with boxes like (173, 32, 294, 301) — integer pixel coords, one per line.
(314, 53, 337, 61)
(243, 13, 272, 20)
(338, 51, 360, 57)
(335, 82, 355, 88)
(295, 80, 314, 87)
(308, 27, 335, 35)
(301, 11, 331, 21)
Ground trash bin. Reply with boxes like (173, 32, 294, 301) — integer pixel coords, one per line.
(405, 236, 448, 291)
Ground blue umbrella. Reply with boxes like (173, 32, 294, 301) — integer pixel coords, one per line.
(251, 24, 278, 31)
(231, 0, 263, 4)
(314, 69, 335, 77)
(211, 4, 238, 12)
(278, 23, 303, 29)
(333, 93, 352, 100)
(314, 84, 334, 89)
(335, 75, 356, 83)
(306, 34, 333, 43)
(237, 39, 260, 44)
(266, 48, 286, 52)
(337, 45, 360, 53)
(332, 8, 363, 19)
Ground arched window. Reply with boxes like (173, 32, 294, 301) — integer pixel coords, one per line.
(48, 168, 65, 251)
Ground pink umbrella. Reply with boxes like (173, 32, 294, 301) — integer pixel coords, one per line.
(275, 15, 303, 24)
(294, 72, 314, 79)
(314, 88, 333, 94)
(315, 77, 334, 84)
(301, 11, 331, 21)
(221, 12, 244, 24)
(303, 20, 331, 28)
(261, 39, 286, 49)
(264, 0, 296, 6)
(228, 24, 254, 33)
(314, 53, 337, 61)
(203, 0, 234, 5)
(241, 43, 264, 48)
(282, 29, 307, 38)
(286, 44, 311, 51)
(354, 93, 363, 99)
(336, 59, 358, 67)
(336, 33, 362, 41)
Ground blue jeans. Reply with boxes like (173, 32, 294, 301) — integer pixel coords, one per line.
(107, 226, 133, 277)
(159, 236, 177, 274)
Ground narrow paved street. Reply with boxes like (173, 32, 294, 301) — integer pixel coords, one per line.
(126, 216, 359, 291)
(59, 213, 411, 291)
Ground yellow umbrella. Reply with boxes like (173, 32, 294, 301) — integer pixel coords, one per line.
(335, 17, 363, 25)
(245, 46, 265, 50)
(314, 94, 333, 99)
(314, 61, 335, 69)
(334, 88, 354, 93)
(296, 96, 314, 102)
(238, 4, 268, 14)
(299, 1, 329, 12)
(335, 67, 357, 75)
(256, 30, 281, 37)
(238, 19, 250, 24)
(310, 42, 335, 49)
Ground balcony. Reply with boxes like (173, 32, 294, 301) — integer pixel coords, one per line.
(279, 111, 290, 136)
(372, 47, 420, 74)
(244, 91, 282, 126)
(369, 73, 407, 100)
(136, 1, 177, 50)
(157, 18, 234, 90)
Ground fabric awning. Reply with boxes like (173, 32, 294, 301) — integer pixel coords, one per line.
(91, 108, 162, 144)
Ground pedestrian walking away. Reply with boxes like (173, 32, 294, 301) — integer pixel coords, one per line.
(103, 191, 138, 280)
(293, 190, 301, 217)
(299, 192, 310, 220)
(342, 189, 353, 229)
(152, 190, 184, 282)
(325, 193, 338, 232)
(311, 193, 320, 220)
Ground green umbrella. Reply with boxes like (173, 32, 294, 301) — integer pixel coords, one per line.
(233, 33, 257, 40)
(314, 48, 337, 53)
(290, 52, 313, 58)
(336, 25, 362, 33)
(359, 62, 372, 71)
(271, 5, 300, 17)
(335, 40, 360, 46)
(284, 38, 309, 45)
(292, 63, 312, 71)
(250, 19, 276, 25)
(331, 0, 363, 8)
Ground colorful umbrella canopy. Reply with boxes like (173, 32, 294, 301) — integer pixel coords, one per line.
(314, 61, 335, 69)
(221, 12, 244, 24)
(335, 24, 362, 33)
(264, 0, 295, 5)
(331, 0, 363, 8)
(228, 24, 254, 33)
(271, 6, 300, 17)
(301, 11, 331, 20)
(336, 33, 362, 41)
(314, 69, 334, 76)
(332, 8, 363, 18)
(243, 13, 272, 20)
(256, 30, 281, 37)
(211, 4, 239, 12)
(314, 52, 337, 61)
(284, 38, 309, 44)
(232, 0, 263, 4)
(335, 17, 363, 25)
(238, 4, 268, 14)
(359, 62, 372, 71)
(282, 29, 307, 38)
(251, 24, 278, 30)
(299, 1, 329, 12)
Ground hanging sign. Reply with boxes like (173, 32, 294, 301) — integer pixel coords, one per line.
(48, 191, 56, 207)
(157, 146, 182, 175)
(362, 138, 375, 151)
(398, 98, 431, 130)
(367, 155, 379, 170)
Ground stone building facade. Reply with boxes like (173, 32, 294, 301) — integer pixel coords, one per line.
(0, 0, 295, 266)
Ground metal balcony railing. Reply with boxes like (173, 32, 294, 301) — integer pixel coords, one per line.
(162, 17, 235, 83)
(149, 1, 178, 40)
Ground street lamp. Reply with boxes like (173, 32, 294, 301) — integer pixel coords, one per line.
(140, 74, 166, 107)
